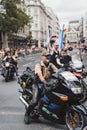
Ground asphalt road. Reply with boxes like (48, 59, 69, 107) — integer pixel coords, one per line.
(0, 51, 87, 130)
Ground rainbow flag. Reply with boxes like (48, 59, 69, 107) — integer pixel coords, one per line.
(44, 26, 52, 47)
(59, 25, 66, 50)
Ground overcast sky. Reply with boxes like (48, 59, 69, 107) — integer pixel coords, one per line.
(41, 0, 87, 28)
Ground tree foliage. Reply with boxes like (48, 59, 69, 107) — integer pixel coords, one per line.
(0, 0, 32, 33)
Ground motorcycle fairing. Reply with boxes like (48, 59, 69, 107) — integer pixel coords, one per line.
(60, 71, 79, 81)
(73, 72, 82, 78)
(41, 94, 66, 123)
(42, 95, 61, 109)
(71, 105, 87, 115)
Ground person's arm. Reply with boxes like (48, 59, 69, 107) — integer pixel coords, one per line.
(68, 55, 73, 65)
(56, 58, 64, 66)
(3, 56, 7, 61)
(35, 64, 45, 83)
(50, 63, 58, 73)
(12, 55, 17, 62)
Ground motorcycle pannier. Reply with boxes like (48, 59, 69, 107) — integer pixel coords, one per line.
(18, 67, 35, 89)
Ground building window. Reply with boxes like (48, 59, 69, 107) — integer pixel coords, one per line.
(34, 7, 38, 13)
(34, 0, 37, 2)
(35, 23, 38, 27)
(35, 31, 38, 38)
(34, 15, 38, 21)
(28, 8, 31, 13)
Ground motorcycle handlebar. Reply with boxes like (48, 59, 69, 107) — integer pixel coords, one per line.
(44, 83, 56, 92)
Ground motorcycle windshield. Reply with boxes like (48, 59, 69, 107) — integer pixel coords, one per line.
(60, 71, 79, 82)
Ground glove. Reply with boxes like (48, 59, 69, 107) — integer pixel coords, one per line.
(43, 80, 50, 87)
(43, 80, 53, 92)
(61, 64, 64, 67)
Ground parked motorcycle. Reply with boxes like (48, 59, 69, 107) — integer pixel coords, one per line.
(1, 61, 16, 82)
(18, 67, 87, 130)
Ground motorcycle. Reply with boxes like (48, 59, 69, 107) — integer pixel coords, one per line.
(71, 55, 84, 78)
(64, 55, 87, 102)
(1, 61, 16, 82)
(18, 67, 87, 130)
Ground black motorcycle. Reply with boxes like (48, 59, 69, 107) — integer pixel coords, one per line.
(1, 61, 16, 82)
(62, 56, 87, 103)
(18, 67, 87, 130)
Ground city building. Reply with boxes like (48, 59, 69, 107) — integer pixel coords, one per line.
(15, 0, 29, 39)
(0, 0, 60, 48)
(84, 12, 87, 43)
(26, 0, 60, 46)
(67, 20, 81, 44)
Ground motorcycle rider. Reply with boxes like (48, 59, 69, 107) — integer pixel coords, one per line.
(2, 51, 19, 76)
(24, 49, 58, 124)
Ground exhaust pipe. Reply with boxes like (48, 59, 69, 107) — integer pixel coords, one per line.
(19, 96, 29, 108)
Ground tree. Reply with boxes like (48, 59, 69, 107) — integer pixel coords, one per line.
(26, 23, 32, 43)
(0, 0, 32, 48)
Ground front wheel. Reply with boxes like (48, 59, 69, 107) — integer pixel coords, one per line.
(66, 110, 87, 130)
(5, 69, 9, 82)
(24, 109, 39, 124)
(81, 79, 87, 102)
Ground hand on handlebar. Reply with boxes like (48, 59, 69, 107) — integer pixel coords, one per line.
(61, 64, 64, 67)
(43, 80, 55, 91)
(43, 80, 50, 87)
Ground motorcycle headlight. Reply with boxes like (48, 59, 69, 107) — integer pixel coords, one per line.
(71, 87, 82, 94)
(5, 62, 10, 67)
(75, 68, 82, 72)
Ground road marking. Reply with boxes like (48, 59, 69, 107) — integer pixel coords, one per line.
(0, 111, 24, 115)
(43, 127, 51, 130)
(23, 63, 32, 67)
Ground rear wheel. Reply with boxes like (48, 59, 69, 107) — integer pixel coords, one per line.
(66, 110, 87, 130)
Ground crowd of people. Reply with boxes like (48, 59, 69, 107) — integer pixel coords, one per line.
(0, 46, 42, 59)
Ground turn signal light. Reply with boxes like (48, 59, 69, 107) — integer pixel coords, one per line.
(60, 96, 68, 101)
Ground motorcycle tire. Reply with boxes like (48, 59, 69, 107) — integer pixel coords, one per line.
(10, 74, 14, 80)
(66, 110, 87, 130)
(5, 70, 9, 82)
(80, 80, 87, 103)
(24, 110, 39, 124)
(30, 111, 39, 119)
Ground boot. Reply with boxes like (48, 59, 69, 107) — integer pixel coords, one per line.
(24, 105, 35, 124)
